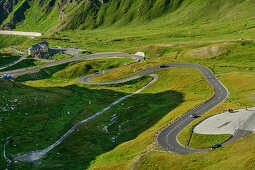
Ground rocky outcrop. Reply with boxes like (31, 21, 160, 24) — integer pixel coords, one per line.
(0, 0, 19, 26)
(37, 0, 44, 7)
(2, 0, 30, 30)
(42, 0, 56, 13)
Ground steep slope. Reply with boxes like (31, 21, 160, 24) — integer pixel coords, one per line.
(0, 0, 61, 32)
(0, 0, 19, 27)
(61, 0, 184, 30)
(0, 0, 184, 31)
(1, 0, 255, 33)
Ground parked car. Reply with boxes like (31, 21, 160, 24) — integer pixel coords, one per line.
(160, 65, 168, 68)
(190, 114, 199, 118)
(2, 74, 13, 79)
(211, 144, 222, 149)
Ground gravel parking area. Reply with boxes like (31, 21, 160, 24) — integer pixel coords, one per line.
(194, 107, 255, 135)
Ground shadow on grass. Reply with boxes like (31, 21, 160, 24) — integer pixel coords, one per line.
(1, 59, 38, 72)
(2, 79, 183, 169)
(0, 53, 20, 67)
(15, 62, 70, 81)
(15, 58, 131, 81)
(39, 87, 183, 169)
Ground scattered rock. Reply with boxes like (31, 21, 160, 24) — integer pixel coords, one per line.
(128, 106, 133, 109)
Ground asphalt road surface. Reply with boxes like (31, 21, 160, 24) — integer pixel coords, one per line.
(0, 52, 145, 77)
(0, 48, 26, 69)
(1, 52, 252, 155)
(78, 63, 231, 154)
(12, 74, 158, 164)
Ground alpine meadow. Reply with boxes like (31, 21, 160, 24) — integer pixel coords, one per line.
(0, 0, 255, 169)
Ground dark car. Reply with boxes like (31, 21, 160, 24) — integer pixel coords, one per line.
(211, 144, 221, 149)
(190, 114, 199, 118)
(160, 65, 168, 68)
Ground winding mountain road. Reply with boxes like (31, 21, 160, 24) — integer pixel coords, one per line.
(77, 62, 250, 154)
(1, 52, 252, 165)
(0, 52, 144, 77)
(0, 48, 27, 69)
(78, 63, 230, 154)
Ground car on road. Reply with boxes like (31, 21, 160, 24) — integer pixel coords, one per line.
(190, 114, 199, 118)
(160, 65, 168, 68)
(211, 144, 221, 149)
(2, 74, 13, 80)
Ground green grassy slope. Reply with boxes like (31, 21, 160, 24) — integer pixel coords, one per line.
(2, 0, 255, 34)
(1, 0, 255, 53)
(1, 0, 60, 32)
(0, 58, 147, 169)
(0, 49, 20, 67)
(1, 0, 255, 169)
(1, 39, 254, 170)
(86, 41, 255, 169)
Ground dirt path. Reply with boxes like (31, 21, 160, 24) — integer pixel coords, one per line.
(12, 74, 158, 165)
(3, 141, 12, 170)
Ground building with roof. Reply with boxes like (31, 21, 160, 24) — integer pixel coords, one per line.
(28, 41, 49, 57)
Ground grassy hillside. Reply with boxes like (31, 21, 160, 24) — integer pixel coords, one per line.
(1, 0, 60, 32)
(1, 0, 255, 49)
(0, 49, 20, 67)
(14, 57, 135, 87)
(1, 39, 254, 169)
(84, 41, 255, 169)
(0, 0, 255, 59)
(0, 58, 149, 169)
(1, 0, 255, 169)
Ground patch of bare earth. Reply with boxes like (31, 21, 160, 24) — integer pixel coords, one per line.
(186, 45, 226, 59)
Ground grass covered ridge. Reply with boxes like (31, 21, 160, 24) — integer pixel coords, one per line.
(1, 64, 212, 169)
(15, 57, 135, 87)
(85, 41, 255, 169)
(1, 1, 255, 167)
(0, 39, 254, 169)
(2, 0, 255, 53)
(0, 75, 155, 169)
(88, 67, 213, 169)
